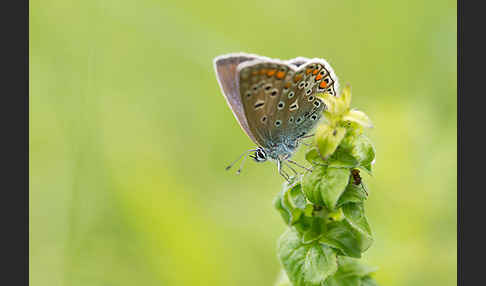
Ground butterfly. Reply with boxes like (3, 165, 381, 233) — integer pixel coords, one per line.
(213, 53, 339, 181)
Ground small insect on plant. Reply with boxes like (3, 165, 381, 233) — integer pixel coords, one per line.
(213, 53, 339, 181)
(351, 168, 368, 196)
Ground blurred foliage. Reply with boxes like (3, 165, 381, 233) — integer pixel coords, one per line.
(30, 0, 456, 285)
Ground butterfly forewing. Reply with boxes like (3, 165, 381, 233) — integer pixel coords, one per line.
(214, 54, 261, 144)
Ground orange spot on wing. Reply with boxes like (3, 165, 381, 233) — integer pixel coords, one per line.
(313, 69, 319, 75)
(293, 74, 303, 83)
(319, 81, 328, 89)
(267, 69, 276, 76)
(260, 69, 267, 75)
(316, 74, 323, 81)
(306, 68, 312, 74)
(276, 71, 286, 79)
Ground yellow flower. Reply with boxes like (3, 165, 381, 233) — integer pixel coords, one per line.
(315, 85, 373, 159)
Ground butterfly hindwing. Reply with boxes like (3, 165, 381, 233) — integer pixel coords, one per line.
(237, 58, 338, 149)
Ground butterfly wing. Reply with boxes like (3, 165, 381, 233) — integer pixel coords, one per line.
(286, 56, 311, 67)
(236, 58, 339, 148)
(213, 53, 264, 144)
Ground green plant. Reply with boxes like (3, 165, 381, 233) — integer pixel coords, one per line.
(274, 86, 379, 286)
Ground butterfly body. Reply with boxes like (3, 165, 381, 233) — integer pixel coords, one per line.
(214, 53, 339, 180)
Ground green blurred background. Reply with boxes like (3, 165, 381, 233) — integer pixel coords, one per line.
(30, 0, 456, 285)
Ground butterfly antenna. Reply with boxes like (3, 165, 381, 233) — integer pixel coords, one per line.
(225, 149, 257, 171)
(236, 154, 250, 175)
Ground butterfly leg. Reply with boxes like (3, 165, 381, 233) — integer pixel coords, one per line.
(296, 133, 315, 147)
(287, 159, 313, 172)
(277, 160, 291, 182)
(284, 161, 299, 177)
(299, 133, 315, 139)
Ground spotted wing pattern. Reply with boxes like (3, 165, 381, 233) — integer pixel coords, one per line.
(237, 59, 338, 149)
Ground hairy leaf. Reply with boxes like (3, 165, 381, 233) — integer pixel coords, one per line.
(343, 109, 373, 129)
(278, 229, 338, 286)
(315, 125, 347, 160)
(302, 166, 349, 210)
(351, 135, 375, 168)
(337, 183, 367, 208)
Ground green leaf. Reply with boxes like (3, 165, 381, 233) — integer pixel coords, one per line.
(305, 148, 324, 165)
(340, 84, 352, 110)
(274, 183, 309, 226)
(323, 274, 361, 286)
(293, 216, 315, 235)
(274, 189, 291, 225)
(336, 256, 378, 277)
(319, 204, 373, 258)
(315, 125, 347, 160)
(342, 203, 373, 246)
(302, 166, 350, 210)
(274, 270, 292, 286)
(342, 109, 373, 129)
(350, 135, 376, 168)
(303, 242, 338, 284)
(319, 220, 362, 258)
(361, 276, 379, 286)
(322, 257, 379, 286)
(326, 145, 359, 168)
(361, 163, 373, 175)
(305, 144, 358, 169)
(278, 229, 338, 286)
(337, 183, 367, 208)
(285, 184, 307, 210)
(301, 217, 327, 244)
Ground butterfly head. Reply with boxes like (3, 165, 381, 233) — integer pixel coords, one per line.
(250, 147, 268, 163)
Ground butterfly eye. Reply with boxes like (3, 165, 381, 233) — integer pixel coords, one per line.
(270, 89, 278, 96)
(288, 91, 295, 99)
(277, 101, 285, 110)
(296, 117, 303, 124)
(304, 82, 310, 89)
(274, 120, 282, 127)
(261, 116, 267, 123)
(306, 89, 312, 95)
(298, 81, 305, 89)
(308, 95, 315, 101)
(313, 100, 321, 107)
(310, 114, 318, 121)
(254, 149, 267, 162)
(289, 116, 294, 123)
